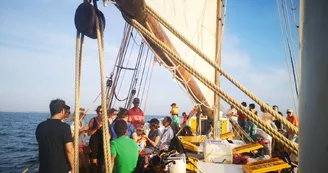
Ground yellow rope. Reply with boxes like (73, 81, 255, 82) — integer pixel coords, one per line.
(126, 17, 298, 155)
(95, 14, 112, 173)
(145, 5, 299, 136)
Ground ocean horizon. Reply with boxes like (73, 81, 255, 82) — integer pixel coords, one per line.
(0, 112, 168, 173)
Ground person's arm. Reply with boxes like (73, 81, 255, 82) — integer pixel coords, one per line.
(131, 132, 138, 141)
(65, 142, 74, 173)
(145, 135, 160, 147)
(294, 117, 299, 127)
(63, 125, 74, 172)
(110, 141, 117, 171)
(88, 118, 102, 136)
(111, 155, 116, 171)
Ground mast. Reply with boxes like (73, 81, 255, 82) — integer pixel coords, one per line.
(213, 0, 223, 139)
(299, 0, 328, 172)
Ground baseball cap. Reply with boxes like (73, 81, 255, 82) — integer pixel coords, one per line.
(133, 98, 140, 104)
(147, 118, 160, 125)
(287, 109, 293, 113)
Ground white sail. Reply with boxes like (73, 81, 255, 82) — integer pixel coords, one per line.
(146, 0, 217, 107)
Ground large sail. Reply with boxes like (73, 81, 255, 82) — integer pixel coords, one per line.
(145, 0, 217, 108)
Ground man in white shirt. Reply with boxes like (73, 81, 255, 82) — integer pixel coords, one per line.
(160, 116, 174, 150)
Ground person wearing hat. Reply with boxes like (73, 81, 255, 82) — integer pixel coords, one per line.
(170, 103, 179, 133)
(286, 109, 298, 142)
(142, 118, 161, 154)
(128, 97, 145, 127)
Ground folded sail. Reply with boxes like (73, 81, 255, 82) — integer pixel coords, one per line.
(146, 0, 217, 108)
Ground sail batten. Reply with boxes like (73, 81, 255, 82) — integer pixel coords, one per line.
(146, 0, 217, 108)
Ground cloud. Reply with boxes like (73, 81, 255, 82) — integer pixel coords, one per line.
(220, 32, 298, 114)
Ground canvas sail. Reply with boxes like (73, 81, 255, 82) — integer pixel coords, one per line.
(145, 0, 217, 108)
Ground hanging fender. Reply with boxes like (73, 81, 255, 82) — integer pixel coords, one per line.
(74, 2, 106, 39)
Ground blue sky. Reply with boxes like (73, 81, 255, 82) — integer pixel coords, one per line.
(0, 0, 299, 116)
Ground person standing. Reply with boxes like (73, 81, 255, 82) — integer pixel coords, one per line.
(35, 99, 74, 173)
(170, 103, 179, 133)
(237, 102, 248, 131)
(128, 98, 145, 127)
(110, 120, 139, 173)
(286, 109, 299, 142)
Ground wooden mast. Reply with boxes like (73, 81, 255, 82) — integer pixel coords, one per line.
(299, 0, 328, 171)
(213, 0, 223, 138)
(115, 0, 214, 121)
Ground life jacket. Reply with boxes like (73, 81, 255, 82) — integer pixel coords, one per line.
(170, 106, 179, 115)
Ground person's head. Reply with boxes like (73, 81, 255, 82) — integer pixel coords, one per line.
(71, 108, 86, 121)
(171, 103, 177, 107)
(249, 103, 255, 110)
(49, 99, 66, 118)
(182, 112, 187, 117)
(135, 124, 145, 136)
(230, 105, 235, 109)
(261, 103, 270, 112)
(162, 116, 172, 127)
(241, 102, 247, 107)
(117, 108, 129, 122)
(286, 109, 294, 117)
(63, 105, 71, 120)
(132, 98, 140, 108)
(96, 105, 103, 118)
(108, 108, 118, 118)
(273, 105, 279, 112)
(148, 118, 160, 130)
(114, 120, 128, 137)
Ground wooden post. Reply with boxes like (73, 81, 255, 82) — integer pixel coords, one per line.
(213, 0, 223, 139)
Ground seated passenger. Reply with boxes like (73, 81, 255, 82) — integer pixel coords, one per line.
(143, 118, 161, 154)
(135, 124, 147, 152)
(110, 108, 137, 141)
(159, 116, 174, 150)
(111, 120, 139, 173)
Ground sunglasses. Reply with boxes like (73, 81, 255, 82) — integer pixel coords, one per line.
(136, 129, 143, 132)
(287, 112, 291, 114)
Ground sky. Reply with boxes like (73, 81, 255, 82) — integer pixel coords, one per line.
(0, 0, 300, 116)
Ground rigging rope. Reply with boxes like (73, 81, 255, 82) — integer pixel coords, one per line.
(93, 1, 111, 172)
(124, 41, 144, 108)
(275, 0, 299, 113)
(145, 5, 299, 136)
(113, 31, 136, 106)
(73, 31, 83, 173)
(124, 16, 298, 155)
(108, 24, 132, 108)
(289, 0, 300, 46)
(143, 57, 155, 112)
(137, 48, 150, 98)
(281, 0, 299, 98)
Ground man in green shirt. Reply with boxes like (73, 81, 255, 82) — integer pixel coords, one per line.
(111, 120, 139, 173)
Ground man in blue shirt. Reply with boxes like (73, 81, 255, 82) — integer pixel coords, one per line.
(110, 108, 137, 141)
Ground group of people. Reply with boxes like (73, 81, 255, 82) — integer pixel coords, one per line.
(227, 102, 299, 155)
(35, 98, 179, 173)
